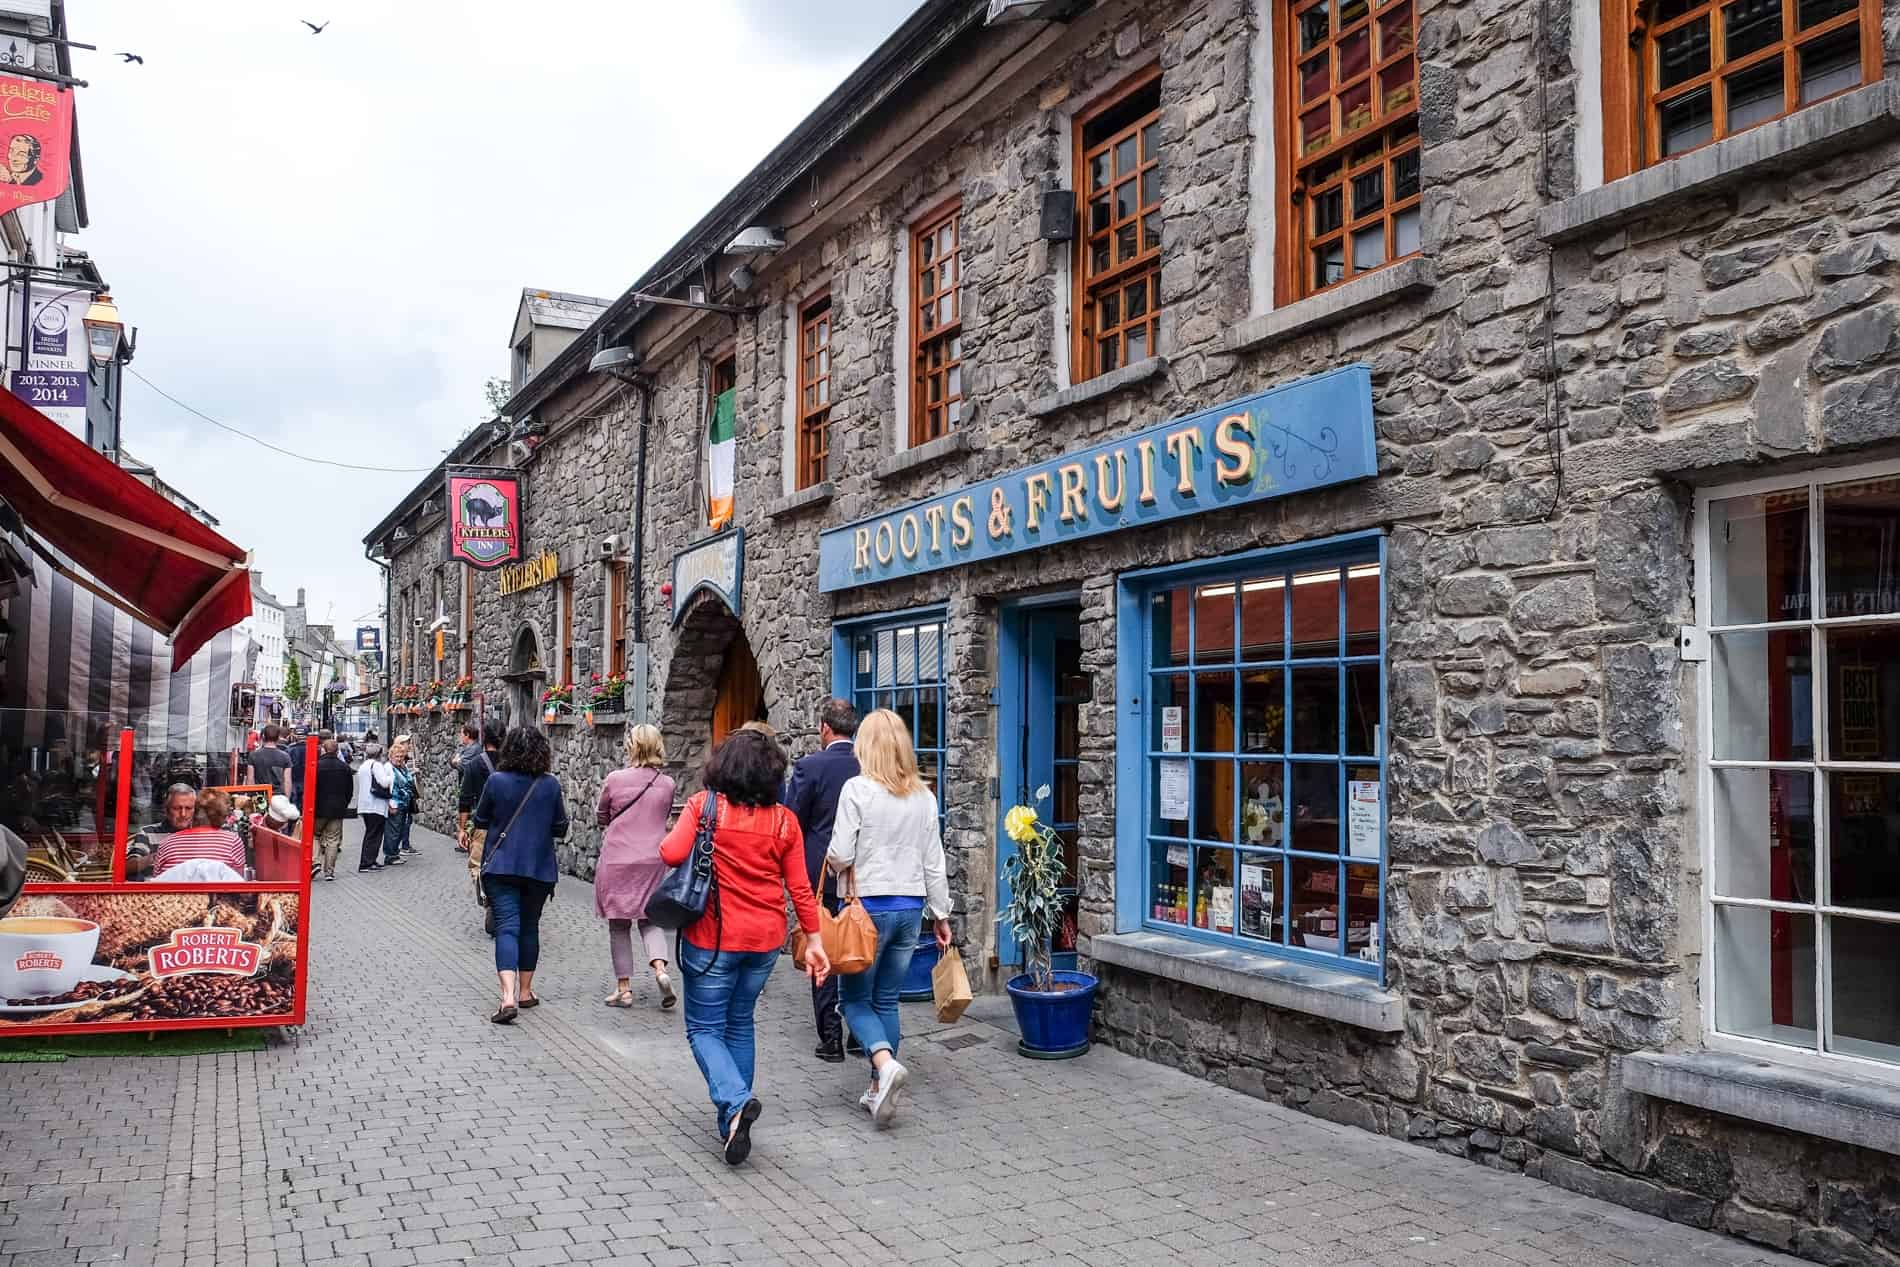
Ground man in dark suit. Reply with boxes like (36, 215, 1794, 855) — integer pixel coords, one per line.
(783, 696, 860, 1062)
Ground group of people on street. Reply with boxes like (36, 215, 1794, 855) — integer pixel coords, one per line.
(456, 697, 950, 1166)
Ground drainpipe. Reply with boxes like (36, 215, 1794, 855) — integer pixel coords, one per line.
(364, 541, 389, 739)
(632, 379, 651, 647)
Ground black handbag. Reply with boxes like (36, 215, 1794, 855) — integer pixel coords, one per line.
(645, 792, 719, 931)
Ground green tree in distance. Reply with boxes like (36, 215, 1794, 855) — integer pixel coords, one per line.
(284, 657, 304, 702)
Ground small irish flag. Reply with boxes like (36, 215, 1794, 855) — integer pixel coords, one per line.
(707, 386, 735, 530)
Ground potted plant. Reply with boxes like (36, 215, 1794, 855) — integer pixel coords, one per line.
(999, 787, 1098, 1059)
(425, 678, 445, 712)
(586, 671, 627, 724)
(449, 675, 474, 709)
(541, 682, 574, 723)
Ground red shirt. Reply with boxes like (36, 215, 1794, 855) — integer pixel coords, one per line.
(659, 792, 819, 952)
(153, 827, 247, 877)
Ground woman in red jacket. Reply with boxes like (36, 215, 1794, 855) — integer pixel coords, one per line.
(660, 727, 829, 1165)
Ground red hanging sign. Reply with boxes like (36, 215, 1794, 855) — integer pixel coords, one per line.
(0, 76, 72, 214)
(446, 470, 522, 570)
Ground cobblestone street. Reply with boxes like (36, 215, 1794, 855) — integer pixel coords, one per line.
(0, 824, 1806, 1267)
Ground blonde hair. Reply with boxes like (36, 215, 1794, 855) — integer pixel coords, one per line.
(740, 719, 776, 739)
(390, 734, 413, 759)
(625, 723, 665, 769)
(855, 708, 928, 798)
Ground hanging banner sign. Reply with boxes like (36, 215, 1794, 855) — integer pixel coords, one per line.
(445, 470, 522, 570)
(817, 365, 1378, 592)
(0, 76, 72, 215)
(671, 529, 742, 624)
(10, 368, 83, 409)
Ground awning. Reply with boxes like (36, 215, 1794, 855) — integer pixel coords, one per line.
(0, 388, 251, 670)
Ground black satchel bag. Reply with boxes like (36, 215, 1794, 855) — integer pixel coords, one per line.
(645, 792, 719, 930)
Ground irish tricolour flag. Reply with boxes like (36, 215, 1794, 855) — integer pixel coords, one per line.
(708, 387, 735, 530)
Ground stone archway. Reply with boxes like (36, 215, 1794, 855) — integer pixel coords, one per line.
(659, 593, 765, 794)
(502, 621, 546, 730)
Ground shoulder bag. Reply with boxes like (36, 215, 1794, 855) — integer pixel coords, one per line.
(605, 771, 662, 829)
(478, 775, 544, 878)
(796, 857, 879, 975)
(645, 792, 719, 930)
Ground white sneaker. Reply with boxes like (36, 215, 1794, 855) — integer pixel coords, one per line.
(857, 1088, 875, 1113)
(869, 1059, 908, 1128)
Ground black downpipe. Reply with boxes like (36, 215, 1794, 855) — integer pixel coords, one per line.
(632, 380, 651, 647)
(364, 541, 389, 739)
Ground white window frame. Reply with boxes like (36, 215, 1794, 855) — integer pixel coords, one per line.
(1695, 454, 1900, 1080)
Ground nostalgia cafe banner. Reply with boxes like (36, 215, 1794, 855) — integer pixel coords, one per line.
(817, 364, 1378, 592)
(0, 75, 72, 215)
(445, 469, 522, 570)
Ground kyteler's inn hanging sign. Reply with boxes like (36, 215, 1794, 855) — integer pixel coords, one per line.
(817, 365, 1378, 592)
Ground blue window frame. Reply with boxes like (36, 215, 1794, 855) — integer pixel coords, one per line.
(830, 607, 949, 814)
(1115, 533, 1388, 977)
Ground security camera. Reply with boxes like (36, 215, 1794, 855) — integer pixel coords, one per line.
(729, 264, 755, 294)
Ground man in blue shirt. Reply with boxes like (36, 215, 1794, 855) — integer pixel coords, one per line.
(783, 697, 860, 1062)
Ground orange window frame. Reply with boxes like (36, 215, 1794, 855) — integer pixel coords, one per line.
(1275, 0, 1421, 303)
(609, 561, 628, 679)
(558, 575, 574, 688)
(911, 200, 963, 447)
(1073, 67, 1162, 384)
(1601, 0, 1878, 179)
(797, 294, 832, 490)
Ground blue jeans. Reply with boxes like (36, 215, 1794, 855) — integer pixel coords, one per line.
(839, 908, 920, 1070)
(384, 809, 412, 861)
(483, 875, 551, 974)
(679, 942, 777, 1136)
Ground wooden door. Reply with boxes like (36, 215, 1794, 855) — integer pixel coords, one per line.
(711, 637, 762, 748)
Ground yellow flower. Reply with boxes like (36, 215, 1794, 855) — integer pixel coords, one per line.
(1005, 805, 1040, 844)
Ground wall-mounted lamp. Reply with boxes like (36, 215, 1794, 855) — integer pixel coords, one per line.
(725, 226, 785, 255)
(82, 292, 124, 365)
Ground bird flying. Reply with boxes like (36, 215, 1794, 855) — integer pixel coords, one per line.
(301, 19, 329, 33)
(116, 52, 143, 64)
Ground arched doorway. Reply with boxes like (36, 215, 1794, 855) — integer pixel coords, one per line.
(502, 622, 546, 730)
(659, 594, 766, 792)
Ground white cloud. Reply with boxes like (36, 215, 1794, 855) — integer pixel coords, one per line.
(73, 0, 903, 630)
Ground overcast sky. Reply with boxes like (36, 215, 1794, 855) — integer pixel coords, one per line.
(75, 0, 907, 635)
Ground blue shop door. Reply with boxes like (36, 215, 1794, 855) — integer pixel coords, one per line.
(997, 605, 1086, 972)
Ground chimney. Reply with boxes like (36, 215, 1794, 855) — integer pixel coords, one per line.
(296, 587, 306, 608)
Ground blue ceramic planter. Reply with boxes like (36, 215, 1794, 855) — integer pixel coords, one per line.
(1005, 969, 1098, 1059)
(900, 937, 940, 1001)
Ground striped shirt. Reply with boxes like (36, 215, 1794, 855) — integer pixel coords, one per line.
(153, 828, 247, 878)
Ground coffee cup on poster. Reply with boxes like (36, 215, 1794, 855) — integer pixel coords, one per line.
(0, 916, 101, 998)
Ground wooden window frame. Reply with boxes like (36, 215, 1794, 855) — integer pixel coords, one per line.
(609, 560, 628, 679)
(1274, 0, 1422, 304)
(910, 200, 963, 447)
(558, 575, 574, 688)
(797, 294, 832, 491)
(1602, 0, 1880, 179)
(461, 565, 474, 679)
(1073, 67, 1164, 385)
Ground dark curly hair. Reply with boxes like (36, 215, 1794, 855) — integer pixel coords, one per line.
(498, 726, 552, 776)
(704, 728, 785, 808)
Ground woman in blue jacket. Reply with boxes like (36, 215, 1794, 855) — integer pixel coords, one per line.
(472, 727, 568, 1024)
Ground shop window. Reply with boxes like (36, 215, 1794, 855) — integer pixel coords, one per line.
(1129, 543, 1386, 974)
(558, 574, 574, 689)
(1075, 69, 1162, 383)
(911, 201, 962, 446)
(1278, 0, 1420, 300)
(797, 295, 832, 490)
(1603, 0, 1877, 177)
(1700, 464, 1900, 1069)
(608, 560, 628, 679)
(836, 611, 950, 818)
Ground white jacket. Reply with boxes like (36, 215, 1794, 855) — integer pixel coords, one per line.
(353, 759, 393, 815)
(827, 776, 951, 919)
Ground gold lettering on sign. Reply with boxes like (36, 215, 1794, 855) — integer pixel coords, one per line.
(1095, 451, 1127, 513)
(874, 521, 895, 565)
(924, 503, 946, 553)
(1136, 439, 1158, 505)
(854, 527, 871, 572)
(898, 513, 921, 560)
(1024, 471, 1053, 532)
(1213, 412, 1255, 484)
(951, 496, 976, 548)
(1057, 463, 1088, 524)
(498, 550, 560, 596)
(1165, 428, 1204, 495)
(987, 487, 1012, 540)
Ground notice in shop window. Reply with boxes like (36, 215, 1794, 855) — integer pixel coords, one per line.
(1161, 705, 1183, 754)
(1348, 780, 1381, 858)
(1158, 758, 1190, 821)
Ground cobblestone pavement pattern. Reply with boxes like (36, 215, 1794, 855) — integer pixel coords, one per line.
(0, 823, 1807, 1267)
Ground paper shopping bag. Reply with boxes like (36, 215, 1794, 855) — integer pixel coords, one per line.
(933, 946, 974, 1023)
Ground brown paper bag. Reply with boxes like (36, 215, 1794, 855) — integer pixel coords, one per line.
(932, 946, 973, 1023)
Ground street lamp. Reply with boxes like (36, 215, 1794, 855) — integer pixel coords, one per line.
(82, 292, 123, 366)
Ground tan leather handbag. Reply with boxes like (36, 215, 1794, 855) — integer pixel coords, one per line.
(797, 859, 879, 975)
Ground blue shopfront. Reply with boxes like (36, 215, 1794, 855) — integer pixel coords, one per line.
(818, 365, 1384, 980)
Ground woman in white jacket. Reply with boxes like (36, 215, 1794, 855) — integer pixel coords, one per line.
(826, 708, 951, 1128)
(352, 743, 394, 873)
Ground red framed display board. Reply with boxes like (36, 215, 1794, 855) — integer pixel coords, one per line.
(0, 733, 315, 1037)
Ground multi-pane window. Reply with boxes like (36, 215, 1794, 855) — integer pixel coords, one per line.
(911, 201, 962, 446)
(1280, 0, 1420, 298)
(847, 614, 949, 816)
(1136, 548, 1386, 975)
(608, 560, 628, 679)
(1609, 0, 1876, 173)
(1700, 465, 1900, 1069)
(558, 575, 574, 689)
(1075, 71, 1161, 382)
(797, 295, 831, 490)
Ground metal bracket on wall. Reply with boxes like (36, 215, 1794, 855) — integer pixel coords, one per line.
(1678, 625, 1707, 662)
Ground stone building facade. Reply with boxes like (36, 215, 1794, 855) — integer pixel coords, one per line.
(366, 0, 1900, 1258)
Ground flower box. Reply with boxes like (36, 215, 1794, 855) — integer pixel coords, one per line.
(586, 711, 628, 727)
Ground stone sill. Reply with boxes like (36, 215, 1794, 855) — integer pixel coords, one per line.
(1539, 81, 1900, 244)
(1227, 257, 1435, 352)
(767, 481, 833, 519)
(1623, 1048, 1900, 1157)
(874, 432, 967, 483)
(545, 716, 577, 728)
(1026, 357, 1168, 418)
(587, 711, 628, 726)
(1088, 929, 1403, 1033)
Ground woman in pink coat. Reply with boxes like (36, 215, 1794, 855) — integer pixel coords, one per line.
(594, 724, 679, 1008)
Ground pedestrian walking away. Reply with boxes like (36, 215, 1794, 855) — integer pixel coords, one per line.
(353, 743, 393, 872)
(658, 727, 829, 1165)
(827, 707, 953, 1129)
(594, 723, 679, 1010)
(384, 736, 417, 863)
(245, 723, 293, 797)
(473, 726, 567, 1024)
(783, 695, 860, 1062)
(311, 736, 354, 881)
(461, 722, 502, 926)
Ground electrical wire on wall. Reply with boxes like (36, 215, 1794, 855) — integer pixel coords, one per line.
(1535, 0, 1568, 523)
